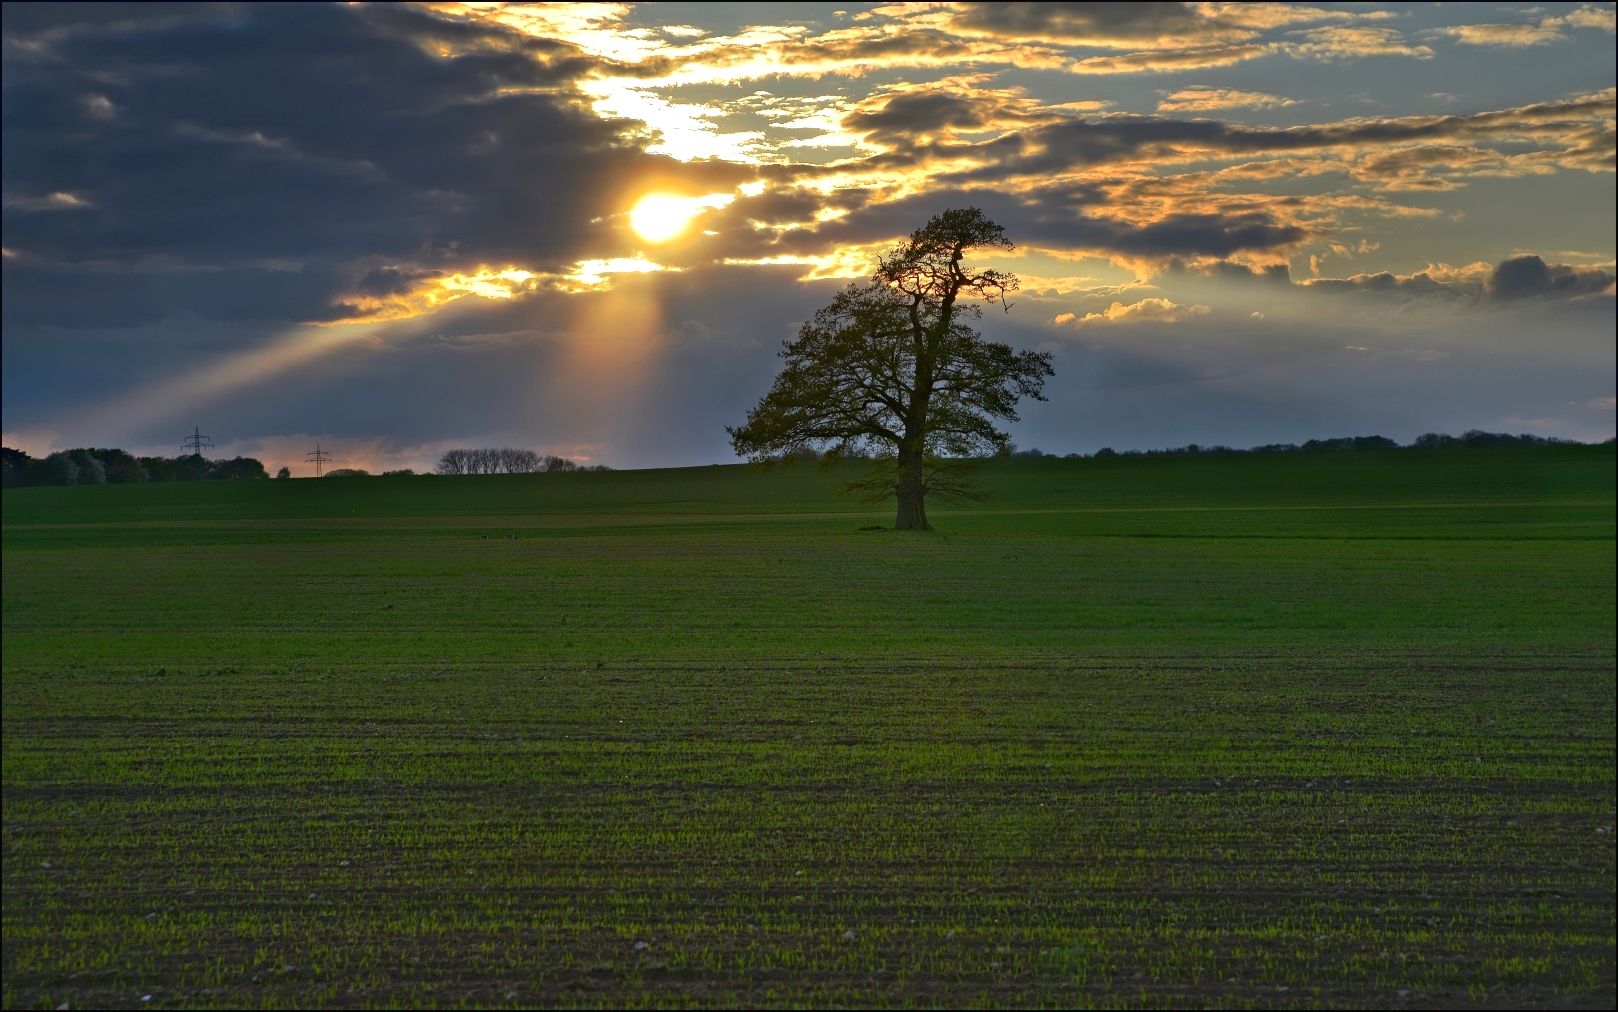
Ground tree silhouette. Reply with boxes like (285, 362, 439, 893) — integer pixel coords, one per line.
(728, 208, 1052, 530)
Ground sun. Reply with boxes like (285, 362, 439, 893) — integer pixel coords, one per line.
(629, 193, 735, 243)
(630, 195, 696, 242)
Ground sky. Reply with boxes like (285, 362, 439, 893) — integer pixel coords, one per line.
(2, 1, 1613, 474)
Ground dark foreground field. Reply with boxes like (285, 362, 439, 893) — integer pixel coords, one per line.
(3, 448, 1614, 1009)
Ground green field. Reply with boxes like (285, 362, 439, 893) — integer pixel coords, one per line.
(3, 448, 1614, 1009)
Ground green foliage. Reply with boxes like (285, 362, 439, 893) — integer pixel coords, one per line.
(2, 447, 136, 486)
(2, 446, 1613, 1007)
(139, 453, 268, 482)
(729, 208, 1052, 528)
(727, 283, 1050, 463)
(1, 446, 268, 486)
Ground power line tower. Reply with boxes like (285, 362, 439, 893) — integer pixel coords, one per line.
(181, 426, 215, 457)
(305, 442, 333, 477)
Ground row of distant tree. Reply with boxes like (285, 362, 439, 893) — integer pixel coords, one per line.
(1012, 430, 1602, 460)
(435, 448, 609, 474)
(1, 447, 268, 487)
(2, 430, 1599, 489)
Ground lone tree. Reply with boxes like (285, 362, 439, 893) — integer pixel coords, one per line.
(728, 208, 1053, 530)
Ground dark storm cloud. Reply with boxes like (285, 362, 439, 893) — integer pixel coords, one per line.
(1160, 254, 1612, 307)
(1486, 255, 1615, 301)
(350, 264, 444, 299)
(0, 2, 736, 330)
(0, 261, 358, 327)
(1028, 207, 1307, 259)
(1301, 256, 1613, 303)
(0, 2, 239, 39)
(1305, 270, 1476, 298)
(1171, 259, 1294, 284)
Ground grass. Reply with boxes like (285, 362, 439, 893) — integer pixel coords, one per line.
(3, 446, 1614, 1008)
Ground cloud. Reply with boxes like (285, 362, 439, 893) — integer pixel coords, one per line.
(0, 3, 750, 332)
(1300, 256, 1614, 303)
(1286, 26, 1433, 60)
(1060, 29, 1433, 74)
(1210, 4, 1371, 31)
(1486, 255, 1616, 301)
(1069, 44, 1276, 75)
(713, 181, 1318, 268)
(1442, 23, 1572, 48)
(1172, 259, 1295, 283)
(1064, 298, 1211, 326)
(840, 78, 1103, 149)
(455, 2, 1077, 85)
(439, 0, 1428, 96)
(816, 88, 1614, 183)
(905, 2, 1256, 48)
(1438, 6, 1616, 48)
(1303, 266, 1482, 298)
(692, 80, 1602, 270)
(1, 191, 93, 212)
(827, 89, 1615, 224)
(1156, 87, 1297, 113)
(12, 0, 1596, 331)
(880, 2, 1372, 53)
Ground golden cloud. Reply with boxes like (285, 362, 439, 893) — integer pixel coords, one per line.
(1202, 3, 1369, 31)
(1438, 6, 1615, 48)
(873, 1, 1258, 49)
(1156, 86, 1297, 113)
(1285, 26, 1433, 60)
(1061, 298, 1211, 326)
(382, 7, 1612, 308)
(724, 242, 888, 281)
(325, 259, 677, 324)
(329, 267, 539, 323)
(1070, 44, 1275, 75)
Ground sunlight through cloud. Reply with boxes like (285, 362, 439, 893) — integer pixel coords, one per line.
(568, 257, 666, 286)
(630, 194, 734, 243)
(436, 268, 536, 300)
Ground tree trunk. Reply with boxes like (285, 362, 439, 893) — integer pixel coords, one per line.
(893, 447, 930, 530)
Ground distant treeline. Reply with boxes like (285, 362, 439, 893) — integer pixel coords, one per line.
(1, 447, 267, 487)
(435, 448, 610, 474)
(1014, 430, 1609, 460)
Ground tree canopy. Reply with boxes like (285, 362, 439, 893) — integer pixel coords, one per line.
(729, 208, 1052, 530)
(1, 446, 267, 487)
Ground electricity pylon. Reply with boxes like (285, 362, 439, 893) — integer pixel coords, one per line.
(181, 426, 215, 457)
(305, 442, 333, 477)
